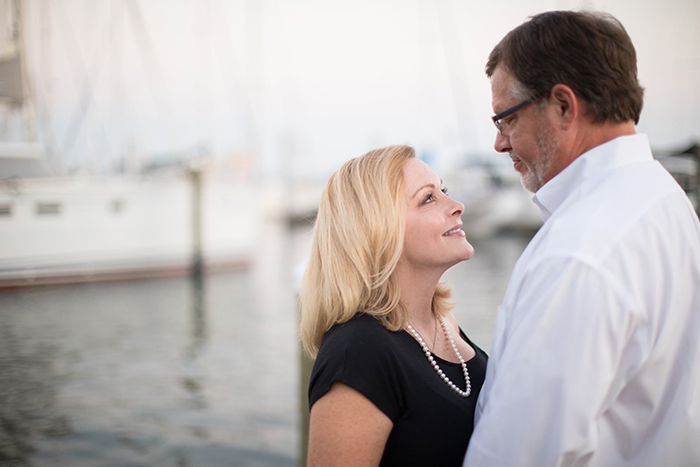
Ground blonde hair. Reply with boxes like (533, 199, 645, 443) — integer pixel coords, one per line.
(299, 145, 454, 358)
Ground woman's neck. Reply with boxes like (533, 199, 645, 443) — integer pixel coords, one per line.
(395, 262, 444, 326)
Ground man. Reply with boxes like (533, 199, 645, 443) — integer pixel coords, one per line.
(464, 10, 700, 467)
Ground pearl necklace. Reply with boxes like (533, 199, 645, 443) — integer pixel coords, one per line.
(407, 317, 471, 398)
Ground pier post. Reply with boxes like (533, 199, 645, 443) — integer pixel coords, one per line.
(190, 167, 203, 275)
(299, 343, 313, 466)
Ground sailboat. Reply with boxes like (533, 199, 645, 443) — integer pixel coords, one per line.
(0, 1, 261, 287)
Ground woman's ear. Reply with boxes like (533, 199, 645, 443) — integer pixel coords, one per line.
(549, 83, 580, 130)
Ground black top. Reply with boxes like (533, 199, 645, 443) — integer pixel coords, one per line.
(309, 313, 488, 466)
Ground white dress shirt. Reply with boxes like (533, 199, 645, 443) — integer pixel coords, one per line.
(464, 134, 700, 466)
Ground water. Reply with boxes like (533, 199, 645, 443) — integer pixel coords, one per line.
(0, 220, 532, 466)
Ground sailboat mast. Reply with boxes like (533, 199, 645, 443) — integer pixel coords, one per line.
(12, 0, 36, 141)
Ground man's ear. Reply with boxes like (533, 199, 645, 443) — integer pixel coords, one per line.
(549, 83, 579, 130)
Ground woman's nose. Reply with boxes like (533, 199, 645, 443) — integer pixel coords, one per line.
(452, 198, 464, 217)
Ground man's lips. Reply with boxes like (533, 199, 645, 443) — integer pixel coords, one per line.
(510, 153, 523, 170)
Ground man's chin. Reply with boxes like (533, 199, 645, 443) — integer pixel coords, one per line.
(520, 173, 541, 193)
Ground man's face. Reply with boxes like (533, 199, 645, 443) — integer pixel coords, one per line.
(490, 66, 559, 193)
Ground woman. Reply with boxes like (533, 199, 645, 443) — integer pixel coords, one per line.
(299, 145, 487, 466)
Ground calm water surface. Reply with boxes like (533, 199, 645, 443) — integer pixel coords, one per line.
(0, 220, 532, 466)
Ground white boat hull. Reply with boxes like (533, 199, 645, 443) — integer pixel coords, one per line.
(0, 175, 261, 286)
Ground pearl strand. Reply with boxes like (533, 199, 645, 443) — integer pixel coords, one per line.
(407, 317, 471, 398)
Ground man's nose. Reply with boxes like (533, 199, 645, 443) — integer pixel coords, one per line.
(494, 132, 511, 153)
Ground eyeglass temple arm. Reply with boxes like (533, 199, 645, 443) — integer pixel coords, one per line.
(491, 96, 544, 123)
(492, 97, 539, 122)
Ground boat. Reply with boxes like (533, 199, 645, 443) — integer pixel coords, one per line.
(0, 1, 261, 288)
(654, 142, 699, 210)
(0, 149, 262, 287)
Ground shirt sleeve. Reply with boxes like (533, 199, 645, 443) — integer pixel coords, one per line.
(464, 256, 643, 466)
(308, 318, 405, 422)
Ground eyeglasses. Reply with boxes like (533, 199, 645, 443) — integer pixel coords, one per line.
(492, 96, 544, 135)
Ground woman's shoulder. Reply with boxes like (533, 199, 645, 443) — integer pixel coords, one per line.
(327, 312, 390, 335)
(321, 313, 400, 354)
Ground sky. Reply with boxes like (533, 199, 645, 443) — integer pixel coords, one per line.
(5, 0, 700, 179)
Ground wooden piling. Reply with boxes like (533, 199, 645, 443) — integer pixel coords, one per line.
(190, 167, 203, 276)
(299, 343, 313, 466)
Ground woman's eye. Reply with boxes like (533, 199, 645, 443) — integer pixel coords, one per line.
(441, 186, 448, 196)
(422, 193, 435, 204)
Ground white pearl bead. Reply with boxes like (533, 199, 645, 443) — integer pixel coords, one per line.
(406, 319, 472, 398)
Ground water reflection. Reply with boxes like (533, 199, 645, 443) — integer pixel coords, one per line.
(182, 273, 208, 414)
(188, 273, 207, 356)
(0, 307, 72, 465)
(0, 241, 299, 466)
(0, 219, 531, 467)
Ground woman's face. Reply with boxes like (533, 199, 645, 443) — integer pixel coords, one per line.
(400, 158, 474, 272)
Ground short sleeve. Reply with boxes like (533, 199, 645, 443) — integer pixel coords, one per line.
(308, 314, 406, 422)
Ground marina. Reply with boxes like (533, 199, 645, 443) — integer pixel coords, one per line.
(1, 1, 698, 465)
(0, 219, 532, 466)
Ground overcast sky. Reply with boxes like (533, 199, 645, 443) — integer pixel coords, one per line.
(11, 0, 700, 177)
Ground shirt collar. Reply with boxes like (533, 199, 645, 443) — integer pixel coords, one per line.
(532, 134, 653, 223)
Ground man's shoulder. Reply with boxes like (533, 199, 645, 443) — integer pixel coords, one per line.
(530, 166, 693, 269)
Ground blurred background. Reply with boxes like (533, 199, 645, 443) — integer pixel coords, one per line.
(0, 0, 698, 466)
